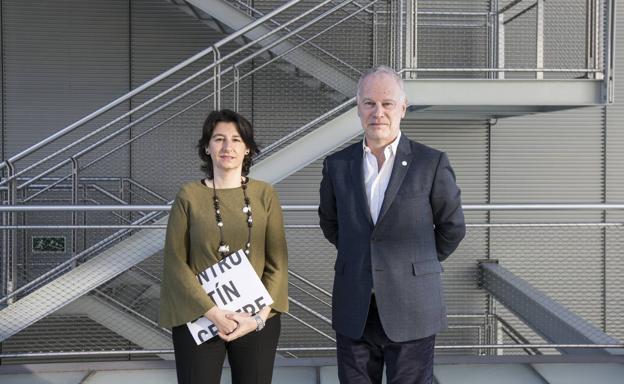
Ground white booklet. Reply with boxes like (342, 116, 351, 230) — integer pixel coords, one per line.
(186, 249, 273, 345)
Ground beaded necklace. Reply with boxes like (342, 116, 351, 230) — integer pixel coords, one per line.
(211, 177, 252, 258)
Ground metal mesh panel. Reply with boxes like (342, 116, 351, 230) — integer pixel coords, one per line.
(252, 0, 374, 75)
(543, 0, 588, 78)
(491, 226, 606, 331)
(503, 3, 538, 79)
(1, 315, 142, 359)
(605, 227, 624, 341)
(417, 0, 490, 78)
(501, 0, 593, 79)
(0, 0, 619, 364)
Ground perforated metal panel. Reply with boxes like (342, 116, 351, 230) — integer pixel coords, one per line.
(129, 0, 229, 199)
(2, 315, 142, 359)
(2, 0, 131, 176)
(604, 0, 624, 343)
(417, 1, 491, 78)
(501, 0, 590, 79)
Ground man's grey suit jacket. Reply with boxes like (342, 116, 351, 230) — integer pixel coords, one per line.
(318, 134, 466, 342)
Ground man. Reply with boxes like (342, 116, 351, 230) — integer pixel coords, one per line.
(318, 66, 465, 384)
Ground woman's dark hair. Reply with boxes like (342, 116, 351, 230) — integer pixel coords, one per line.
(197, 109, 260, 178)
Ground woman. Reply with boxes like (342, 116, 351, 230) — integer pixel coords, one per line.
(159, 109, 288, 384)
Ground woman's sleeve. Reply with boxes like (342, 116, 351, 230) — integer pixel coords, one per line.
(159, 190, 215, 328)
(262, 186, 289, 313)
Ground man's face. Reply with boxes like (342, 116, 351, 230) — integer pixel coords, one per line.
(357, 73, 407, 147)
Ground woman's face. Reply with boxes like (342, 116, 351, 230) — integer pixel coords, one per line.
(207, 121, 250, 175)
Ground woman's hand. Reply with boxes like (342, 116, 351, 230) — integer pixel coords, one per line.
(218, 306, 272, 342)
(204, 307, 239, 335)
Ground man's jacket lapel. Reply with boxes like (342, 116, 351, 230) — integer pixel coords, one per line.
(376, 135, 412, 227)
(350, 143, 374, 228)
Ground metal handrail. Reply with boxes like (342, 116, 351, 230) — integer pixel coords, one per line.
(256, 98, 356, 160)
(2, 204, 624, 212)
(0, 204, 169, 305)
(1, 343, 622, 359)
(404, 68, 604, 72)
(70, 0, 373, 180)
(2, 203, 622, 303)
(123, 179, 168, 203)
(3, 0, 342, 190)
(2, 0, 371, 194)
(0, 0, 305, 173)
(228, 0, 364, 74)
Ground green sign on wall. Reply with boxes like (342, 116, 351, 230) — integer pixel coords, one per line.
(32, 236, 66, 253)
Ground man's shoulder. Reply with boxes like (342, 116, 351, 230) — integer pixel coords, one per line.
(404, 137, 443, 159)
(324, 141, 361, 163)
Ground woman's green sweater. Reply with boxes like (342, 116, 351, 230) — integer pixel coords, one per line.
(159, 179, 288, 328)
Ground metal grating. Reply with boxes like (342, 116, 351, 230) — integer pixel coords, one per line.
(1, 314, 143, 359)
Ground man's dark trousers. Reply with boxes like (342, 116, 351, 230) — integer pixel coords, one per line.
(336, 295, 435, 384)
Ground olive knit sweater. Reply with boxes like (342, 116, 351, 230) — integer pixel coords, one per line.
(159, 179, 288, 328)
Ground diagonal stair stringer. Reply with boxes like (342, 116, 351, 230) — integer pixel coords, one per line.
(0, 105, 362, 343)
(0, 220, 166, 342)
(182, 0, 357, 97)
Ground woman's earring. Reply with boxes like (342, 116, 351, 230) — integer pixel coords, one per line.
(205, 148, 210, 155)
(245, 150, 250, 155)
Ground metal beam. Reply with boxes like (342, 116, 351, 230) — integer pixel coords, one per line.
(404, 79, 604, 106)
(480, 261, 623, 355)
(62, 296, 173, 360)
(184, 0, 357, 96)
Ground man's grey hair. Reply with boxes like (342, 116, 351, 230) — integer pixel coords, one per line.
(356, 65, 406, 102)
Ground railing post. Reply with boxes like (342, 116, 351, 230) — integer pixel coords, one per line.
(498, 8, 505, 79)
(213, 46, 221, 111)
(372, 5, 378, 66)
(71, 157, 79, 267)
(605, 0, 615, 103)
(6, 160, 17, 303)
(536, 0, 544, 79)
(488, 1, 498, 79)
(586, 0, 594, 79)
(233, 65, 240, 113)
(82, 179, 88, 252)
(397, 0, 404, 71)
(389, 0, 399, 69)
(594, 0, 604, 80)
(119, 178, 125, 224)
(496, 312, 504, 356)
(405, 0, 418, 79)
(1, 174, 7, 300)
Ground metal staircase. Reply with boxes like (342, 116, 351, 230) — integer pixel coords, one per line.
(0, 0, 373, 350)
(166, 0, 362, 100)
(0, 0, 616, 358)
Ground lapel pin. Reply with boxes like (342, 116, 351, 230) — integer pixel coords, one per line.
(401, 161, 407, 166)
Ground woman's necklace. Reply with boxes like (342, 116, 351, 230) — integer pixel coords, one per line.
(211, 177, 252, 258)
